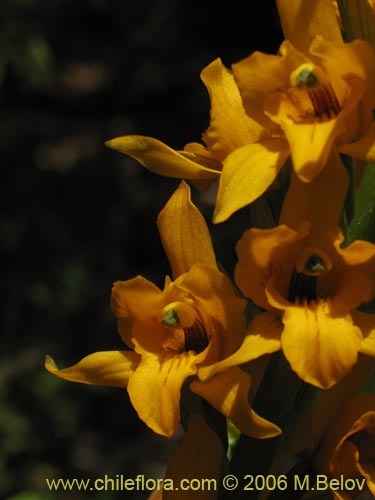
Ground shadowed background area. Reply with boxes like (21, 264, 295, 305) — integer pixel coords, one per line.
(0, 1, 282, 498)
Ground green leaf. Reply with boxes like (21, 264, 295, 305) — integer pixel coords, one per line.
(339, 154, 355, 244)
(347, 163, 375, 243)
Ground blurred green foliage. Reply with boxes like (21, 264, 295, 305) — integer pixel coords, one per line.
(0, 0, 54, 85)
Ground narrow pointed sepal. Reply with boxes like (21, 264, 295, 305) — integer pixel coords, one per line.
(157, 181, 217, 279)
(45, 351, 139, 387)
(198, 312, 282, 381)
(191, 367, 281, 438)
(213, 139, 289, 223)
(276, 0, 342, 54)
(105, 135, 220, 180)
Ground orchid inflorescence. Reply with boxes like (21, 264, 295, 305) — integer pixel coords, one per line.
(46, 1, 375, 499)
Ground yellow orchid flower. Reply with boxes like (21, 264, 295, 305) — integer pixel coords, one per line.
(105, 57, 267, 182)
(106, 57, 289, 222)
(219, 0, 375, 220)
(315, 394, 375, 500)
(200, 155, 375, 389)
(106, 0, 375, 225)
(46, 181, 280, 439)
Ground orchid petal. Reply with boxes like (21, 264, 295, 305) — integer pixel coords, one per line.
(163, 414, 225, 500)
(128, 349, 197, 437)
(279, 152, 349, 233)
(191, 367, 281, 438)
(338, 121, 375, 161)
(111, 276, 164, 346)
(281, 302, 362, 388)
(266, 93, 344, 182)
(276, 0, 342, 55)
(198, 312, 282, 381)
(214, 139, 290, 223)
(353, 310, 375, 356)
(314, 354, 375, 442)
(174, 264, 246, 358)
(45, 351, 139, 388)
(157, 181, 217, 279)
(236, 223, 310, 310)
(201, 58, 266, 161)
(105, 135, 220, 180)
(316, 394, 375, 495)
(311, 37, 375, 112)
(233, 41, 307, 129)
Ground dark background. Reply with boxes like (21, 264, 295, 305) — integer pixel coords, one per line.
(0, 1, 283, 498)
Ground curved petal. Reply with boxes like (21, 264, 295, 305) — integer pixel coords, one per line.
(233, 41, 308, 128)
(157, 181, 217, 279)
(235, 223, 310, 310)
(329, 268, 372, 316)
(200, 58, 266, 161)
(163, 413, 225, 500)
(336, 78, 367, 147)
(335, 234, 375, 267)
(111, 276, 163, 321)
(128, 349, 197, 437)
(311, 37, 375, 113)
(213, 138, 290, 223)
(353, 310, 375, 356)
(175, 264, 247, 358)
(281, 302, 362, 388)
(183, 142, 221, 170)
(313, 354, 375, 442)
(354, 433, 375, 497)
(45, 351, 139, 387)
(182, 142, 221, 191)
(190, 367, 281, 438)
(279, 152, 349, 233)
(338, 121, 375, 161)
(266, 91, 345, 181)
(105, 135, 220, 180)
(197, 312, 282, 381)
(148, 490, 162, 500)
(317, 394, 375, 478)
(335, 238, 375, 300)
(111, 276, 164, 346)
(276, 0, 342, 55)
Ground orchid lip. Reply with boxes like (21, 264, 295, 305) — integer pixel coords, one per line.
(288, 270, 318, 304)
(288, 248, 333, 304)
(184, 319, 209, 354)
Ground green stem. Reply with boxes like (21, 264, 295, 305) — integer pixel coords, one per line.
(347, 163, 375, 244)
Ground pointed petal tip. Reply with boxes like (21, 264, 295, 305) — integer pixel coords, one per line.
(104, 135, 147, 154)
(212, 209, 227, 225)
(259, 423, 282, 439)
(104, 137, 122, 152)
(45, 354, 57, 371)
(106, 136, 220, 180)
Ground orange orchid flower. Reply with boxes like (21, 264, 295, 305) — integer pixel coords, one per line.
(105, 57, 268, 191)
(316, 394, 375, 499)
(214, 0, 375, 222)
(46, 182, 280, 439)
(106, 0, 375, 224)
(200, 155, 375, 389)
